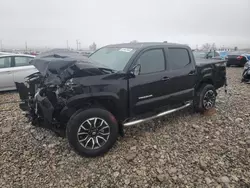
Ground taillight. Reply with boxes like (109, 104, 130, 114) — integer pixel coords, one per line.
(237, 56, 244, 60)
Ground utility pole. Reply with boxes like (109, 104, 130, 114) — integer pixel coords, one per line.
(0, 40, 2, 51)
(25, 41, 28, 52)
(79, 42, 81, 50)
(76, 39, 79, 50)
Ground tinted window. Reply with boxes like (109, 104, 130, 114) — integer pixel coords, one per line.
(137, 49, 165, 74)
(15, 56, 33, 67)
(168, 48, 190, 70)
(0, 57, 11, 68)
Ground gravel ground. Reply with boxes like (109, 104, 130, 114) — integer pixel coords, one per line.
(0, 67, 250, 188)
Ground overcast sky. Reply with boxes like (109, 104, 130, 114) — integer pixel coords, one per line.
(1, 0, 250, 49)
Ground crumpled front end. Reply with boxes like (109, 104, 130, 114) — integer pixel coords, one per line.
(15, 73, 68, 136)
(15, 49, 115, 136)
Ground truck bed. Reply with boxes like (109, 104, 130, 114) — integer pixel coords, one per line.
(195, 58, 226, 66)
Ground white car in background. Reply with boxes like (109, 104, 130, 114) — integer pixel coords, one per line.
(0, 54, 37, 91)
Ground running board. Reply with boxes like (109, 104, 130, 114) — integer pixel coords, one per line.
(123, 102, 192, 127)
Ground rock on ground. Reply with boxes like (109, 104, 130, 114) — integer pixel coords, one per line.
(0, 68, 250, 187)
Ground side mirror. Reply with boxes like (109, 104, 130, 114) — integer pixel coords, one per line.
(130, 64, 141, 76)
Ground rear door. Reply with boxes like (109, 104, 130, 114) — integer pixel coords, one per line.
(12, 56, 37, 83)
(163, 47, 196, 104)
(0, 56, 15, 90)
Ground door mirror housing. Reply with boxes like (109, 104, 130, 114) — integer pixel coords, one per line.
(130, 64, 141, 76)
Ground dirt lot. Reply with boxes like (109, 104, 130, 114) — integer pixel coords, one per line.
(0, 67, 250, 188)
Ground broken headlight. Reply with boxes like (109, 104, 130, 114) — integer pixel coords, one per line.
(65, 78, 74, 86)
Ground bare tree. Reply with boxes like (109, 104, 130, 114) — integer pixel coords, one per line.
(211, 43, 216, 50)
(201, 43, 211, 51)
(89, 42, 97, 51)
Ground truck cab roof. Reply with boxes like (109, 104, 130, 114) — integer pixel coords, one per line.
(105, 42, 190, 50)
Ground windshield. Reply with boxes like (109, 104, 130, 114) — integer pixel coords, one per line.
(88, 47, 136, 71)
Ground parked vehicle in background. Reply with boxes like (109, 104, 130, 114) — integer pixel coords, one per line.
(205, 50, 221, 59)
(241, 54, 250, 82)
(15, 43, 227, 157)
(226, 51, 249, 67)
(193, 51, 207, 58)
(0, 54, 36, 91)
(0, 52, 14, 56)
(193, 50, 226, 60)
(217, 51, 228, 60)
(77, 50, 94, 57)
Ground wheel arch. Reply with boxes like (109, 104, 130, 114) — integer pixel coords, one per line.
(61, 95, 125, 136)
(195, 77, 214, 91)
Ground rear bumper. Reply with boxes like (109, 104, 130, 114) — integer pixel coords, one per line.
(227, 60, 246, 66)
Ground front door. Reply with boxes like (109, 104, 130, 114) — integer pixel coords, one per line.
(0, 56, 14, 91)
(12, 56, 36, 83)
(129, 48, 169, 116)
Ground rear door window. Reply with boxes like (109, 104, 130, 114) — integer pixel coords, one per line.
(14, 56, 33, 67)
(0, 57, 11, 69)
(167, 48, 190, 70)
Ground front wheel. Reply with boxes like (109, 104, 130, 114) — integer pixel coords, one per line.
(66, 108, 119, 157)
(194, 84, 216, 113)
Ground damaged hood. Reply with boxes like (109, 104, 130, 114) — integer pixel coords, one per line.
(29, 49, 116, 80)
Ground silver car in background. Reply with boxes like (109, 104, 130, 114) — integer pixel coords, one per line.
(0, 53, 37, 91)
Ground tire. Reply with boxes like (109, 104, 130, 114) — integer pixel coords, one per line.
(66, 108, 119, 157)
(194, 84, 216, 113)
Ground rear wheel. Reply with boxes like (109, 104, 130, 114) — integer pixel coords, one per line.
(194, 84, 216, 113)
(66, 108, 119, 157)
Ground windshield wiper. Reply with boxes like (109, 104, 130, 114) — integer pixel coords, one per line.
(98, 68, 117, 74)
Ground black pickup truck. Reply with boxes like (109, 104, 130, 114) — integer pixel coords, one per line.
(15, 43, 227, 157)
